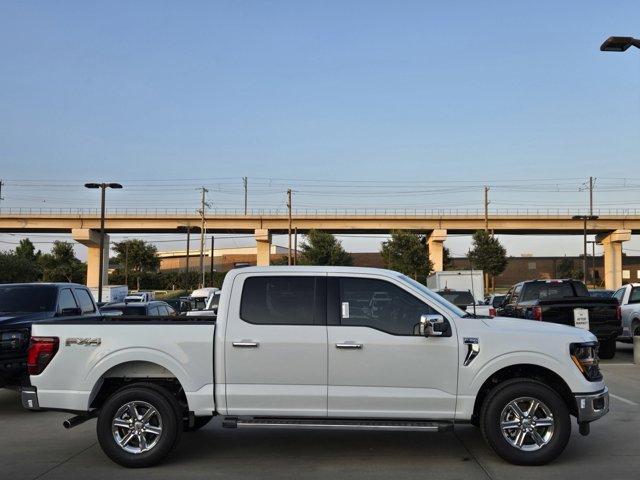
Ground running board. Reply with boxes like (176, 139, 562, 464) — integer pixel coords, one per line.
(223, 417, 452, 432)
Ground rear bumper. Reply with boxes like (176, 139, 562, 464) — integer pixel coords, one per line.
(574, 387, 609, 423)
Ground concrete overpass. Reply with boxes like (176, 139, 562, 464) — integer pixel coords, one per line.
(0, 208, 637, 289)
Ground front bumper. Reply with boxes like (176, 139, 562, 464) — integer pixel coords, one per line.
(21, 387, 40, 410)
(575, 386, 609, 423)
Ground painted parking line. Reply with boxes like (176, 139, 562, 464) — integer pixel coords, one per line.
(610, 393, 639, 406)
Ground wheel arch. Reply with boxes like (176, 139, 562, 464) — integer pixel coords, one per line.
(471, 364, 576, 423)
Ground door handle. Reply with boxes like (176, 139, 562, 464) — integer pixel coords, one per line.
(232, 341, 259, 348)
(335, 343, 363, 349)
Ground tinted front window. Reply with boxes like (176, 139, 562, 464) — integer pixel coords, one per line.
(74, 289, 96, 313)
(340, 278, 434, 335)
(521, 282, 575, 302)
(437, 291, 475, 306)
(629, 288, 640, 304)
(0, 285, 57, 313)
(491, 295, 506, 307)
(241, 276, 317, 325)
(58, 289, 78, 311)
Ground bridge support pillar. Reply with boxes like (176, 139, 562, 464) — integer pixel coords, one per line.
(72, 228, 109, 288)
(596, 229, 631, 290)
(255, 229, 271, 266)
(427, 229, 447, 272)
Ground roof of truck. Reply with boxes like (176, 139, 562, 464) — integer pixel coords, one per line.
(227, 266, 403, 276)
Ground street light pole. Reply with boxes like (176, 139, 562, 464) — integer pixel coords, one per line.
(84, 182, 123, 303)
(572, 215, 599, 284)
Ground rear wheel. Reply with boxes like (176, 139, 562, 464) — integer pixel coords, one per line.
(598, 338, 616, 359)
(480, 379, 570, 465)
(97, 385, 182, 468)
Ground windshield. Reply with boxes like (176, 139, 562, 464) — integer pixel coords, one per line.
(438, 291, 475, 306)
(398, 275, 467, 317)
(101, 305, 147, 315)
(0, 285, 57, 313)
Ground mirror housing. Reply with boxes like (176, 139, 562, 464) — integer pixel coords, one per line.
(60, 307, 82, 317)
(419, 314, 445, 337)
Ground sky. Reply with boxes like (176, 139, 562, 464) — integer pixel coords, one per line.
(1, 0, 640, 259)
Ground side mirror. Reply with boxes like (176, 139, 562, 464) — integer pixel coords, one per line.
(419, 314, 445, 337)
(60, 307, 82, 317)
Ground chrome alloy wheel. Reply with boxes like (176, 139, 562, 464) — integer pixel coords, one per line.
(111, 401, 163, 454)
(499, 396, 555, 451)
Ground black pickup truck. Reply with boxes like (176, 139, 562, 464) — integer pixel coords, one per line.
(0, 283, 99, 388)
(496, 279, 621, 359)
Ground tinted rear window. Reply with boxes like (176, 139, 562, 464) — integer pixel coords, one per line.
(240, 276, 317, 325)
(101, 305, 147, 315)
(521, 282, 583, 302)
(0, 285, 57, 313)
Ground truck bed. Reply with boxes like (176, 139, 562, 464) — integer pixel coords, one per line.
(28, 317, 216, 416)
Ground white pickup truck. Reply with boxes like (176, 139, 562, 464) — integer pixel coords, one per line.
(613, 283, 640, 340)
(22, 267, 609, 468)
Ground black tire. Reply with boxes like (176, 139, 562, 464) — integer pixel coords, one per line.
(598, 338, 616, 360)
(632, 321, 640, 337)
(184, 415, 213, 432)
(97, 385, 182, 468)
(480, 378, 571, 466)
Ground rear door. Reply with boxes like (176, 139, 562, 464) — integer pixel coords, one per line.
(327, 274, 458, 419)
(224, 273, 327, 416)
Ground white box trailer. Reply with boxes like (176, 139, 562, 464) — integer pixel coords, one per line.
(426, 270, 484, 302)
(89, 285, 128, 304)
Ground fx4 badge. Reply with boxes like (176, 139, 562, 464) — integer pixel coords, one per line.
(65, 337, 101, 347)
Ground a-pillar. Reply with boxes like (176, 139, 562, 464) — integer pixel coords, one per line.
(596, 229, 631, 290)
(427, 229, 447, 272)
(255, 229, 272, 266)
(72, 228, 109, 288)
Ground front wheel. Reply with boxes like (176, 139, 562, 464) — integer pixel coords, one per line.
(480, 379, 571, 465)
(598, 338, 616, 359)
(97, 385, 182, 468)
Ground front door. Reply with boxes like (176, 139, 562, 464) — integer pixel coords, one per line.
(327, 275, 458, 419)
(224, 273, 327, 417)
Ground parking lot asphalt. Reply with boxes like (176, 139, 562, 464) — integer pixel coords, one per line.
(1, 343, 638, 480)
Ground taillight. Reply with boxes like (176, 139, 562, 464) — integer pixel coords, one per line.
(489, 308, 496, 317)
(27, 337, 59, 375)
(532, 306, 543, 321)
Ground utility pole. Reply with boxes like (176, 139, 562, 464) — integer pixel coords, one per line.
(198, 187, 210, 287)
(484, 186, 490, 232)
(243, 177, 248, 215)
(185, 228, 191, 290)
(287, 189, 292, 265)
(0, 179, 4, 204)
(294, 227, 298, 265)
(589, 176, 595, 216)
(124, 241, 129, 288)
(210, 235, 215, 284)
(483, 186, 490, 294)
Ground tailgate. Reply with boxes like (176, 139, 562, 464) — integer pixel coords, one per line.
(539, 297, 619, 333)
(29, 320, 215, 413)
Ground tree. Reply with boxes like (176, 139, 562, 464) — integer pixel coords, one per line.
(556, 256, 581, 280)
(38, 241, 86, 283)
(467, 230, 508, 279)
(112, 239, 161, 290)
(15, 238, 40, 261)
(443, 246, 454, 270)
(0, 251, 41, 282)
(381, 231, 432, 282)
(298, 230, 353, 266)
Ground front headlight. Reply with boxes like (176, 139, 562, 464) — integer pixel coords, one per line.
(570, 342, 602, 382)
